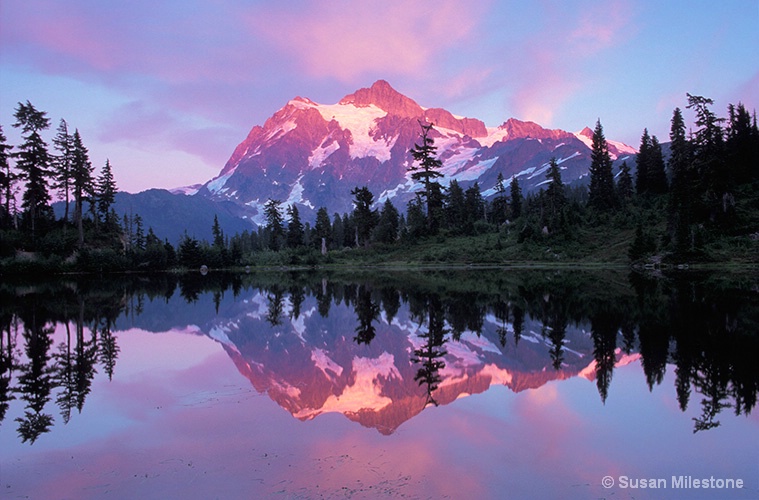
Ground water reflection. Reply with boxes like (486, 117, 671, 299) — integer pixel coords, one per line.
(1, 269, 757, 444)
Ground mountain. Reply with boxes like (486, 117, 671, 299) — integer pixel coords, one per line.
(197, 80, 637, 225)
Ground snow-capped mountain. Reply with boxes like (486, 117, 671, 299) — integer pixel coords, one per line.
(197, 80, 636, 225)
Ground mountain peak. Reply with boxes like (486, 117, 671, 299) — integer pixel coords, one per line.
(339, 80, 423, 117)
(578, 126, 594, 138)
(500, 118, 572, 141)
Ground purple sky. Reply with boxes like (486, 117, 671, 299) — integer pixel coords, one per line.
(1, 0, 757, 193)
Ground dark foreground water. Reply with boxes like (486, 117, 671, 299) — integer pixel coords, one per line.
(1, 269, 757, 499)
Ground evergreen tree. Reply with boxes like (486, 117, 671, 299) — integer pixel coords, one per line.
(491, 172, 509, 225)
(96, 159, 117, 224)
(543, 158, 566, 230)
(350, 186, 377, 246)
(0, 126, 14, 225)
(725, 102, 759, 184)
(12, 101, 53, 241)
(263, 198, 284, 250)
(408, 121, 444, 232)
(509, 176, 523, 219)
(687, 93, 726, 222)
(464, 182, 485, 227)
(617, 161, 634, 203)
(648, 136, 669, 194)
(212, 214, 225, 248)
(635, 128, 652, 195)
(132, 213, 145, 251)
(444, 179, 467, 233)
(52, 119, 74, 222)
(70, 130, 94, 247)
(331, 212, 344, 249)
(667, 107, 693, 254)
(587, 119, 617, 212)
(178, 233, 202, 268)
(286, 204, 304, 248)
(314, 207, 331, 249)
(374, 198, 399, 243)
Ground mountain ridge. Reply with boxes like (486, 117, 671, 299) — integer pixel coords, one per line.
(196, 80, 637, 226)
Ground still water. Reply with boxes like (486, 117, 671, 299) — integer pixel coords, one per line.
(1, 269, 757, 499)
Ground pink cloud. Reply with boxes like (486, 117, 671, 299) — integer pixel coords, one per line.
(246, 0, 488, 83)
(506, 0, 634, 125)
(97, 101, 237, 167)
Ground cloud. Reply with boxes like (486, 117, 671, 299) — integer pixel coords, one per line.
(246, 0, 487, 83)
(504, 0, 634, 125)
(97, 100, 238, 167)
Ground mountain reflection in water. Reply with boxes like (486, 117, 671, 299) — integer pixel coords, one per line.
(1, 269, 756, 444)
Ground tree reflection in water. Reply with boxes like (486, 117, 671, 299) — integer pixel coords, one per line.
(0, 269, 757, 443)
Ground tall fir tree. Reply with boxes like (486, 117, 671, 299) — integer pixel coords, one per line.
(408, 121, 444, 232)
(350, 186, 377, 246)
(70, 130, 94, 247)
(314, 207, 332, 249)
(12, 101, 53, 241)
(687, 93, 726, 222)
(52, 119, 74, 222)
(0, 125, 14, 225)
(444, 179, 467, 233)
(648, 135, 669, 195)
(587, 119, 617, 212)
(544, 158, 566, 230)
(667, 107, 693, 255)
(617, 160, 634, 204)
(263, 198, 284, 250)
(509, 175, 523, 219)
(635, 128, 651, 195)
(96, 159, 117, 225)
(286, 204, 304, 248)
(491, 172, 509, 225)
(374, 198, 400, 244)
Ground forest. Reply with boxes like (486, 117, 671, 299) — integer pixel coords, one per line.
(1, 94, 757, 273)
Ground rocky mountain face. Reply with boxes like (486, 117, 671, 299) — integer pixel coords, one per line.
(196, 80, 636, 225)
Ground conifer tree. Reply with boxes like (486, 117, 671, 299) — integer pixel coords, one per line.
(444, 179, 466, 233)
(587, 119, 617, 211)
(464, 182, 485, 226)
(544, 158, 566, 229)
(408, 121, 444, 232)
(263, 198, 284, 250)
(635, 128, 651, 195)
(350, 186, 377, 246)
(70, 130, 94, 247)
(212, 214, 225, 249)
(96, 159, 117, 224)
(314, 207, 331, 249)
(617, 161, 634, 203)
(286, 204, 304, 248)
(509, 175, 523, 219)
(0, 125, 14, 225)
(491, 172, 509, 225)
(52, 119, 74, 222)
(648, 136, 669, 194)
(12, 101, 53, 241)
(374, 198, 399, 244)
(687, 94, 726, 222)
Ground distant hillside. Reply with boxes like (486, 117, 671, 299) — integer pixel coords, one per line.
(54, 189, 254, 244)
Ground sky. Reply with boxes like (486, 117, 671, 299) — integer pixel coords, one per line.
(1, 0, 757, 194)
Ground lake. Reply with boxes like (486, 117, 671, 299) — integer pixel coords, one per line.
(1, 269, 757, 499)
